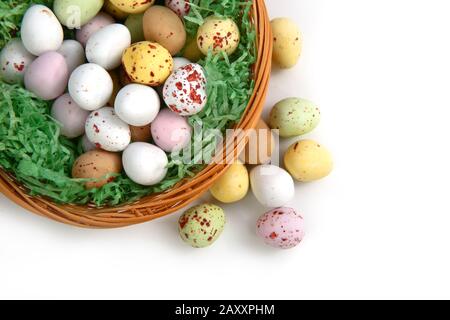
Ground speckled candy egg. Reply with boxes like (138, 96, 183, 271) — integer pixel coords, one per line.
(163, 63, 207, 116)
(125, 14, 145, 43)
(210, 162, 249, 203)
(68, 63, 113, 111)
(122, 142, 168, 185)
(0, 39, 35, 84)
(85, 107, 131, 152)
(54, 0, 103, 28)
(57, 40, 85, 73)
(21, 5, 64, 56)
(271, 18, 302, 69)
(257, 207, 305, 249)
(165, 0, 190, 17)
(51, 93, 90, 138)
(269, 98, 320, 138)
(110, 0, 155, 14)
(76, 12, 115, 47)
(284, 140, 333, 182)
(103, 0, 129, 20)
(151, 108, 192, 152)
(250, 165, 295, 208)
(178, 204, 226, 248)
(122, 41, 173, 86)
(197, 16, 240, 56)
(24, 51, 69, 101)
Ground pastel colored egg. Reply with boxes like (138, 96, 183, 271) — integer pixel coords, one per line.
(143, 5, 186, 55)
(210, 162, 249, 203)
(24, 51, 69, 100)
(51, 93, 90, 138)
(86, 24, 131, 70)
(57, 40, 85, 73)
(257, 207, 305, 249)
(114, 84, 160, 126)
(72, 150, 122, 189)
(109, 0, 155, 14)
(271, 17, 302, 68)
(21, 5, 64, 56)
(85, 107, 131, 152)
(76, 12, 115, 46)
(0, 39, 35, 84)
(68, 63, 113, 111)
(130, 125, 151, 142)
(150, 108, 192, 152)
(122, 41, 173, 86)
(242, 119, 275, 165)
(81, 134, 98, 152)
(284, 140, 333, 182)
(269, 98, 320, 138)
(103, 0, 129, 20)
(165, 0, 191, 17)
(122, 142, 168, 186)
(178, 204, 226, 248)
(250, 165, 295, 208)
(197, 16, 240, 56)
(53, 0, 104, 28)
(173, 57, 191, 71)
(125, 14, 145, 43)
(163, 63, 207, 116)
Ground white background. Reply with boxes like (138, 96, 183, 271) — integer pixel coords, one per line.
(1, 0, 450, 300)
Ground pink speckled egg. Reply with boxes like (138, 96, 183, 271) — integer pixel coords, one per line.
(24, 51, 68, 101)
(165, 0, 191, 17)
(151, 108, 192, 152)
(256, 207, 305, 249)
(163, 63, 207, 116)
(76, 12, 115, 47)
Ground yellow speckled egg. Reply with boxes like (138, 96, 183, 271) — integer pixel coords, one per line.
(197, 16, 240, 56)
(103, 0, 129, 20)
(110, 0, 155, 14)
(271, 18, 302, 69)
(210, 162, 249, 203)
(284, 140, 333, 182)
(122, 41, 173, 86)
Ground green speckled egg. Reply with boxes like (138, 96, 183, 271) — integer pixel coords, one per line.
(178, 204, 226, 248)
(125, 14, 145, 43)
(269, 98, 320, 138)
(54, 0, 104, 28)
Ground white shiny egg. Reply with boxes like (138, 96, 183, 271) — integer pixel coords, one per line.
(172, 57, 191, 71)
(0, 39, 35, 84)
(57, 40, 85, 73)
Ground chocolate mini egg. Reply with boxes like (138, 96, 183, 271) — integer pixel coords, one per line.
(284, 140, 333, 182)
(151, 108, 192, 152)
(110, 0, 155, 14)
(51, 93, 90, 138)
(122, 142, 168, 186)
(24, 51, 69, 101)
(0, 39, 35, 84)
(85, 107, 131, 152)
(21, 5, 64, 56)
(122, 41, 173, 86)
(269, 98, 320, 138)
(178, 204, 226, 248)
(125, 14, 145, 43)
(103, 0, 129, 20)
(57, 40, 85, 73)
(81, 134, 98, 152)
(115, 84, 160, 126)
(68, 63, 113, 111)
(72, 150, 122, 189)
(143, 5, 186, 55)
(163, 63, 207, 116)
(271, 18, 302, 69)
(242, 119, 275, 165)
(76, 12, 115, 47)
(250, 165, 295, 208)
(197, 16, 240, 56)
(54, 0, 103, 28)
(86, 24, 131, 70)
(165, 0, 190, 17)
(130, 125, 151, 142)
(210, 162, 249, 203)
(257, 207, 305, 249)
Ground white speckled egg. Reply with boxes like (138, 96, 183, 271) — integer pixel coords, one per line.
(122, 142, 168, 186)
(115, 84, 160, 126)
(0, 39, 35, 84)
(250, 165, 295, 208)
(51, 93, 90, 138)
(85, 107, 131, 152)
(163, 63, 207, 116)
(57, 40, 85, 73)
(21, 5, 64, 56)
(165, 0, 191, 17)
(172, 57, 191, 71)
(68, 63, 113, 111)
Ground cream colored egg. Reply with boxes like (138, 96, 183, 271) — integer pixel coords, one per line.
(271, 17, 302, 69)
(110, 0, 155, 14)
(210, 162, 249, 203)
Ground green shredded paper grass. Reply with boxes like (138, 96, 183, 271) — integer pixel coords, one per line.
(0, 0, 256, 206)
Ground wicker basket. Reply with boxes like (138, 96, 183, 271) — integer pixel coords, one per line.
(0, 0, 272, 228)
